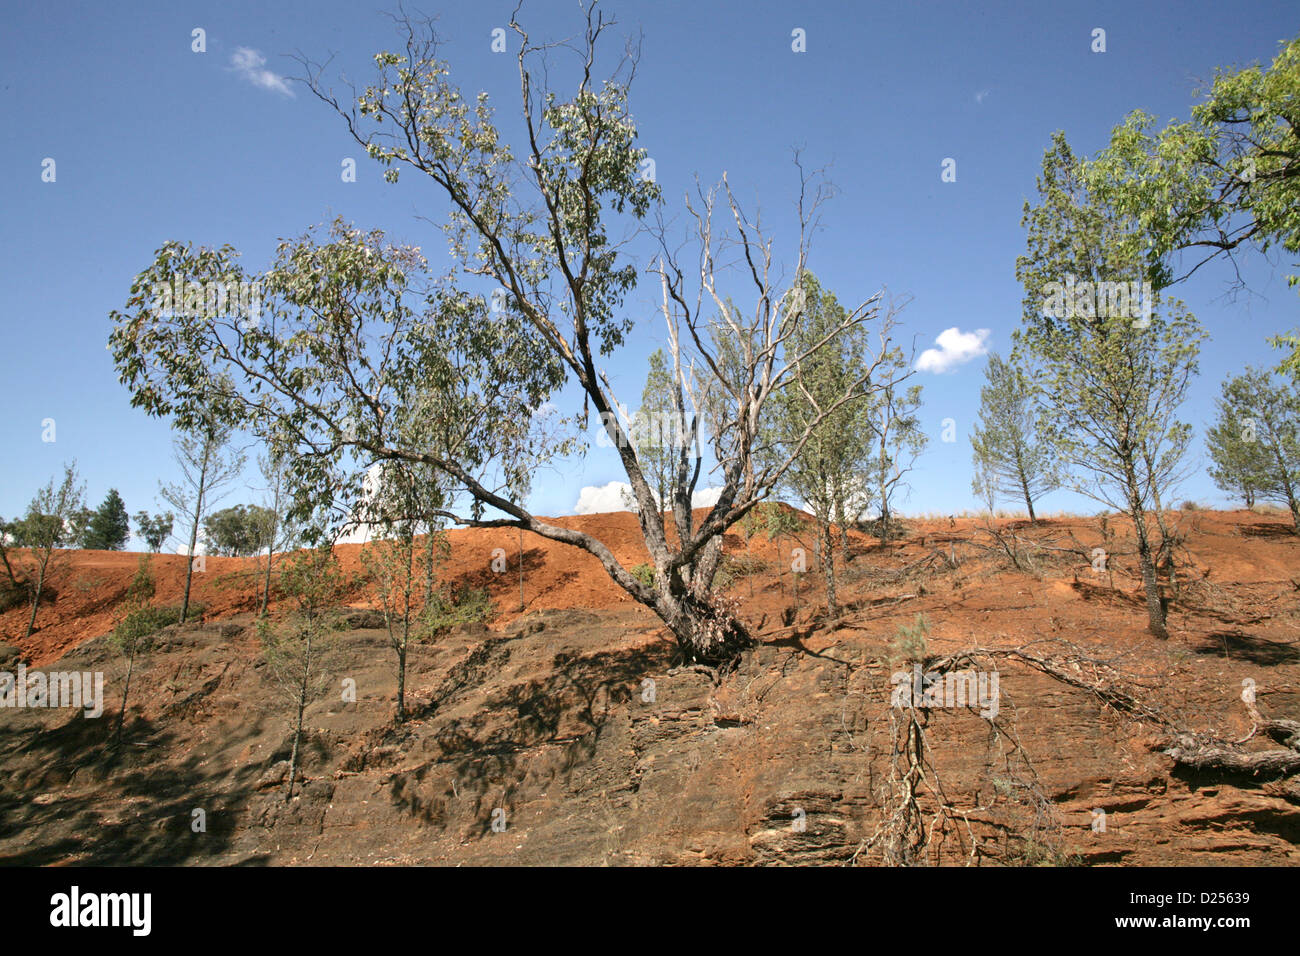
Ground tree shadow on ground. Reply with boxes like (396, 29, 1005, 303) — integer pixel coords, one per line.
(1238, 522, 1297, 539)
(384, 641, 669, 832)
(1189, 630, 1300, 666)
(0, 708, 271, 865)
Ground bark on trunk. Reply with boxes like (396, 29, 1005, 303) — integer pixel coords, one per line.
(1021, 473, 1036, 524)
(0, 545, 18, 588)
(821, 520, 838, 616)
(24, 564, 46, 640)
(654, 589, 752, 665)
(181, 505, 200, 623)
(1277, 449, 1300, 534)
(1122, 451, 1167, 639)
(286, 625, 313, 802)
(396, 643, 407, 722)
(424, 532, 435, 608)
(260, 546, 274, 617)
(649, 536, 753, 665)
(286, 702, 304, 803)
(1132, 507, 1168, 639)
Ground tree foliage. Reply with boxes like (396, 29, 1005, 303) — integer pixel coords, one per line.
(158, 419, 245, 622)
(772, 272, 880, 612)
(259, 543, 349, 801)
(82, 489, 131, 551)
(204, 504, 277, 557)
(867, 350, 926, 545)
(109, 7, 898, 663)
(1206, 368, 1300, 530)
(969, 352, 1057, 521)
(1083, 34, 1300, 374)
(14, 463, 85, 640)
(1016, 133, 1205, 638)
(133, 510, 175, 553)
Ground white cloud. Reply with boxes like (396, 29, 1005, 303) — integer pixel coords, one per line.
(916, 327, 990, 374)
(974, 89, 990, 105)
(690, 487, 723, 509)
(573, 482, 724, 515)
(574, 481, 633, 515)
(230, 47, 295, 97)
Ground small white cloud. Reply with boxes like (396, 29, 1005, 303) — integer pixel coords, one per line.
(916, 327, 990, 374)
(574, 481, 634, 515)
(573, 482, 724, 515)
(231, 47, 294, 97)
(974, 89, 991, 105)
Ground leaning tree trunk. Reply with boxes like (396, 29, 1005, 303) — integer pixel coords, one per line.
(396, 639, 407, 722)
(0, 543, 18, 588)
(180, 448, 212, 625)
(260, 547, 275, 616)
(1020, 470, 1036, 524)
(23, 560, 48, 641)
(114, 641, 137, 746)
(424, 532, 436, 608)
(260, 513, 278, 616)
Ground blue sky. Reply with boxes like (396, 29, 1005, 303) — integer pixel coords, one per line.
(2, 0, 1297, 542)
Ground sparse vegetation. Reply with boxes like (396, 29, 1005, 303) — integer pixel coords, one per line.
(5, 2, 1298, 875)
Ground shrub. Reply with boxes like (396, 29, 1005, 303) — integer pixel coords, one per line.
(1180, 500, 1200, 511)
(890, 614, 930, 663)
(0, 579, 31, 614)
(630, 563, 656, 591)
(420, 585, 496, 640)
(113, 602, 206, 643)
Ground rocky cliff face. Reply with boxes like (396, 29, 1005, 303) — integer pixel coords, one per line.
(2, 511, 1298, 865)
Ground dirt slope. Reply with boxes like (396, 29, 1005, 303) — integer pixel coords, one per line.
(1, 508, 1298, 865)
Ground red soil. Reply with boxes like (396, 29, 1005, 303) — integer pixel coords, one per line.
(3, 507, 1296, 669)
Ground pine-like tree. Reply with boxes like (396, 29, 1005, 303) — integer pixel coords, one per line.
(1207, 368, 1300, 531)
(969, 353, 1057, 522)
(83, 489, 130, 550)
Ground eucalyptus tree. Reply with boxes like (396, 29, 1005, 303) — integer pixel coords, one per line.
(1082, 35, 1300, 375)
(133, 510, 174, 553)
(16, 463, 85, 640)
(969, 352, 1057, 522)
(626, 349, 679, 514)
(868, 350, 927, 545)
(255, 447, 298, 616)
(360, 460, 433, 723)
(159, 418, 245, 623)
(772, 272, 878, 615)
(1016, 133, 1206, 639)
(261, 540, 347, 802)
(1207, 368, 1300, 531)
(109, 6, 897, 664)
